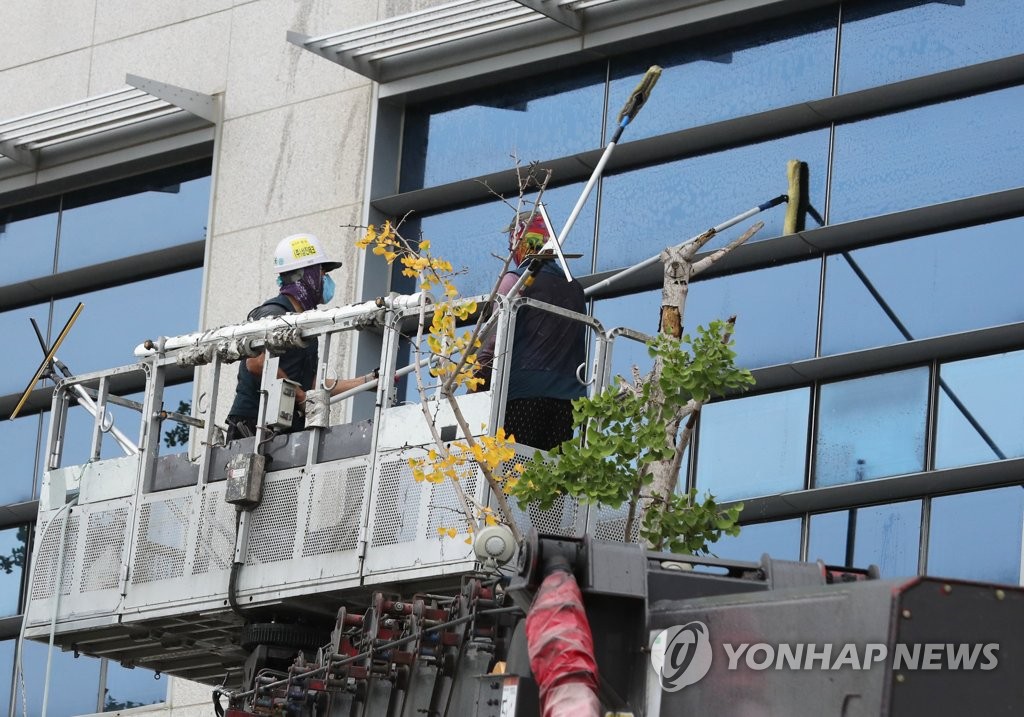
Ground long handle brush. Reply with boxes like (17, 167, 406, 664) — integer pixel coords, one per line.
(502, 65, 663, 304)
(585, 159, 820, 297)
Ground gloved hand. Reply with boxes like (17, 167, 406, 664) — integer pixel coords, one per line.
(371, 367, 402, 384)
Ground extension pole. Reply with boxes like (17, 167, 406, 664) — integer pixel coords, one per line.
(501, 65, 663, 305)
(584, 194, 786, 297)
(329, 356, 429, 404)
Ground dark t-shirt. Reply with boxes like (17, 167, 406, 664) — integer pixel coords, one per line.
(505, 261, 587, 401)
(227, 295, 319, 425)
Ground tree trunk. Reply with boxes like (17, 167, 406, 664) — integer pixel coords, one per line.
(631, 223, 762, 546)
(643, 244, 693, 517)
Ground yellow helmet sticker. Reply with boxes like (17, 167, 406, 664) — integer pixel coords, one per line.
(290, 237, 317, 259)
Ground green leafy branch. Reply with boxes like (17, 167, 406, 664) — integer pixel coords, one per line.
(514, 319, 753, 554)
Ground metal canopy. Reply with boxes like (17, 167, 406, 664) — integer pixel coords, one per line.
(0, 75, 217, 171)
(289, 0, 671, 84)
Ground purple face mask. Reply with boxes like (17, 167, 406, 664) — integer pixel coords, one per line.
(279, 265, 323, 311)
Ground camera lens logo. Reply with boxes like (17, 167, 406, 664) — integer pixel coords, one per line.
(650, 621, 713, 692)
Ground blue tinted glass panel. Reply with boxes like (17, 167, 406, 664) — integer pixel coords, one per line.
(686, 260, 819, 368)
(0, 196, 59, 285)
(712, 518, 802, 563)
(0, 639, 13, 715)
(0, 525, 28, 616)
(597, 129, 829, 272)
(103, 662, 166, 710)
(928, 487, 1023, 585)
(830, 86, 1024, 223)
(52, 268, 202, 377)
(809, 501, 921, 578)
(822, 218, 1024, 355)
(400, 63, 606, 190)
(840, 0, 1024, 93)
(0, 414, 42, 503)
(696, 388, 809, 502)
(18, 639, 101, 716)
(608, 7, 836, 141)
(0, 302, 52, 395)
(57, 162, 210, 272)
(412, 182, 595, 298)
(815, 368, 929, 486)
(593, 261, 819, 375)
(935, 351, 1024, 469)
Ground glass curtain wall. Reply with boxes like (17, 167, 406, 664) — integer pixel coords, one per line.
(0, 159, 210, 715)
(381, 0, 1024, 584)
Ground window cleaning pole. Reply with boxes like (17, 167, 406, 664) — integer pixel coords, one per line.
(583, 194, 787, 297)
(500, 65, 663, 307)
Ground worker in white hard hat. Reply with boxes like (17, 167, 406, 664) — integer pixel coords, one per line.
(225, 233, 374, 441)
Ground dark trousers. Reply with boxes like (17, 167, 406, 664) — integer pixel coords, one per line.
(503, 397, 575, 451)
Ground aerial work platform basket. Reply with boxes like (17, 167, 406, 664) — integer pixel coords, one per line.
(22, 291, 640, 685)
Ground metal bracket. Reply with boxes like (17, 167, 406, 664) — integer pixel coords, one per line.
(0, 138, 38, 168)
(126, 74, 219, 123)
(512, 0, 582, 31)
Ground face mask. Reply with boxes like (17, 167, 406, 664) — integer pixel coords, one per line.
(322, 274, 335, 304)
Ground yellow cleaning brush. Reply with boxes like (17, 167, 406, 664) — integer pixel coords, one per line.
(783, 159, 809, 235)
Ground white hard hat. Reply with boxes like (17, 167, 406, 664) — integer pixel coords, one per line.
(272, 233, 342, 274)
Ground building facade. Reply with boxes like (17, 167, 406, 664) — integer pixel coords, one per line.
(1, 0, 1022, 714)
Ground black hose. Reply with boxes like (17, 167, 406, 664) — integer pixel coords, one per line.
(228, 505, 251, 618)
(228, 561, 247, 618)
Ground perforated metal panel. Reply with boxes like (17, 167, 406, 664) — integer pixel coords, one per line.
(80, 507, 128, 593)
(247, 475, 301, 564)
(591, 503, 642, 543)
(302, 463, 366, 556)
(193, 486, 235, 575)
(363, 448, 480, 577)
(425, 465, 479, 539)
(31, 515, 80, 600)
(132, 495, 193, 584)
(371, 458, 423, 546)
(496, 445, 582, 537)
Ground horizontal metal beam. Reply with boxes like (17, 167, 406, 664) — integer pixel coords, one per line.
(0, 239, 204, 312)
(745, 321, 1024, 396)
(731, 457, 1024, 523)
